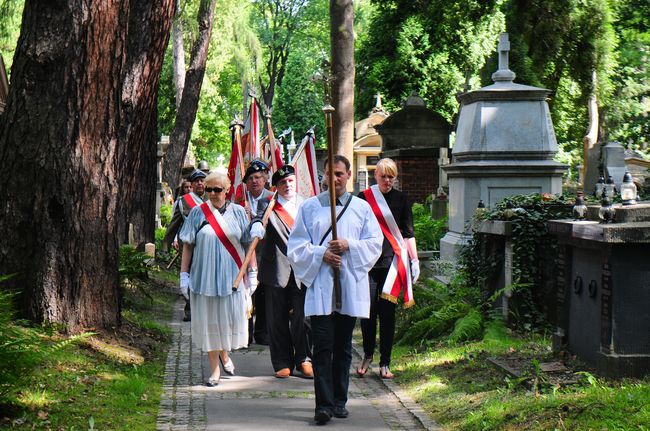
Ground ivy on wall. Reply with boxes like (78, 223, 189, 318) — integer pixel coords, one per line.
(459, 193, 573, 329)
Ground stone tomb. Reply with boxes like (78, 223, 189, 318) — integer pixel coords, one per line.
(549, 203, 650, 377)
(376, 93, 451, 203)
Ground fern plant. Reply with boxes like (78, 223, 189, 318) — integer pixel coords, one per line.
(0, 277, 93, 403)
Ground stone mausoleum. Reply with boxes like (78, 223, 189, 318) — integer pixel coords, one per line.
(441, 33, 567, 260)
(376, 93, 451, 203)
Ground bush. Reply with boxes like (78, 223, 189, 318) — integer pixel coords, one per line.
(395, 278, 483, 347)
(412, 203, 447, 250)
(159, 203, 173, 227)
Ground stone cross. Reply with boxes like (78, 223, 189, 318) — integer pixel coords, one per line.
(374, 93, 383, 109)
(491, 33, 516, 83)
(498, 33, 510, 71)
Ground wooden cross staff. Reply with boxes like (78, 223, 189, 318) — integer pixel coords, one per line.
(317, 59, 342, 309)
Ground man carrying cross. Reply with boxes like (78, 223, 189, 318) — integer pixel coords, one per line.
(287, 154, 382, 425)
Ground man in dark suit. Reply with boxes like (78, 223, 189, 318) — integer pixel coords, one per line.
(251, 165, 313, 379)
(162, 169, 207, 321)
(243, 160, 274, 345)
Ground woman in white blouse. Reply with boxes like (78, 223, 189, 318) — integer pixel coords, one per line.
(179, 172, 252, 386)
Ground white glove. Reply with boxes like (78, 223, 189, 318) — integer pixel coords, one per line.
(247, 268, 259, 294)
(410, 259, 420, 284)
(180, 272, 190, 300)
(250, 222, 265, 239)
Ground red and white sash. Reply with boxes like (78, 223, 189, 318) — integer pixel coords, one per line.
(363, 185, 414, 307)
(199, 202, 245, 275)
(183, 193, 202, 209)
(273, 201, 295, 230)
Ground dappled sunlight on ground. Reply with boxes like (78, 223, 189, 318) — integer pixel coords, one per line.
(16, 389, 53, 409)
(84, 336, 144, 365)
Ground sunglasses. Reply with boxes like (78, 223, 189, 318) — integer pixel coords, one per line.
(205, 187, 224, 193)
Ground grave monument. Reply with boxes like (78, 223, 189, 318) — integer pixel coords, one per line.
(440, 33, 567, 260)
(376, 93, 451, 203)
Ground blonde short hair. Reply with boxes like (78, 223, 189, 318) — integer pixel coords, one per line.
(205, 172, 231, 188)
(376, 158, 398, 177)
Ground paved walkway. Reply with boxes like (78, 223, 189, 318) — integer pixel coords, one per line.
(157, 299, 442, 430)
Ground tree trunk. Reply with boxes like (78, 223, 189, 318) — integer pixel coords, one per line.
(118, 1, 176, 247)
(162, 0, 217, 191)
(329, 0, 355, 186)
(0, 0, 173, 330)
(172, 0, 186, 110)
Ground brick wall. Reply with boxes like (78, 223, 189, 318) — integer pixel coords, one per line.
(395, 157, 439, 204)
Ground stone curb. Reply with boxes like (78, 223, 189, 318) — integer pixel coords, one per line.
(351, 341, 444, 431)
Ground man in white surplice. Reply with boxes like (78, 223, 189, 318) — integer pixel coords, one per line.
(287, 155, 382, 425)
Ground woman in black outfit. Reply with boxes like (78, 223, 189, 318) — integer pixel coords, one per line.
(357, 158, 420, 379)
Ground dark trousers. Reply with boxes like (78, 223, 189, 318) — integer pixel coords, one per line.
(360, 267, 396, 367)
(264, 276, 311, 371)
(253, 288, 268, 344)
(184, 298, 191, 320)
(311, 313, 356, 413)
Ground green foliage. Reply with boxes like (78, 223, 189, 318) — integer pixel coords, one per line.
(159, 203, 172, 227)
(356, 0, 504, 120)
(118, 245, 151, 283)
(2, 273, 176, 429)
(0, 276, 92, 404)
(395, 278, 485, 347)
(273, 46, 326, 147)
(448, 308, 483, 344)
(602, 0, 650, 150)
(501, 0, 618, 156)
(0, 0, 23, 73)
(412, 203, 447, 251)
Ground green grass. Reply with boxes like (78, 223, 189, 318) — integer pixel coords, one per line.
(388, 326, 650, 430)
(1, 271, 178, 430)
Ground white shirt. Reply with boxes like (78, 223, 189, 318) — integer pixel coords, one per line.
(277, 194, 299, 219)
(287, 192, 383, 318)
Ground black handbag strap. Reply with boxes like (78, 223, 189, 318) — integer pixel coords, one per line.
(318, 196, 353, 246)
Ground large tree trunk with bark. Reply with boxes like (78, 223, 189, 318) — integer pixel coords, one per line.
(172, 0, 186, 110)
(118, 1, 175, 247)
(0, 1, 173, 330)
(162, 0, 217, 191)
(330, 0, 355, 186)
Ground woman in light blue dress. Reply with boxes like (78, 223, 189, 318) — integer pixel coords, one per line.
(179, 172, 252, 386)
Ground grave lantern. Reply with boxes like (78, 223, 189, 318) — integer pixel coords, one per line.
(604, 175, 617, 199)
(598, 189, 616, 223)
(620, 171, 637, 205)
(572, 193, 587, 220)
(475, 199, 487, 218)
(593, 175, 605, 198)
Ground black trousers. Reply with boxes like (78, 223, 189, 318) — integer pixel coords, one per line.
(264, 275, 311, 371)
(253, 287, 268, 344)
(360, 267, 396, 367)
(311, 313, 356, 413)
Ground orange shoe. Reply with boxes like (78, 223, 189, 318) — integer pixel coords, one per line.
(275, 367, 291, 378)
(300, 361, 314, 379)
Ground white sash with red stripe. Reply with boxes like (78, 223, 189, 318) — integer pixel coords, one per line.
(363, 185, 414, 307)
(199, 202, 245, 274)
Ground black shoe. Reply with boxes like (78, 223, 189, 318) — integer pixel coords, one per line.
(332, 406, 349, 418)
(314, 409, 332, 425)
